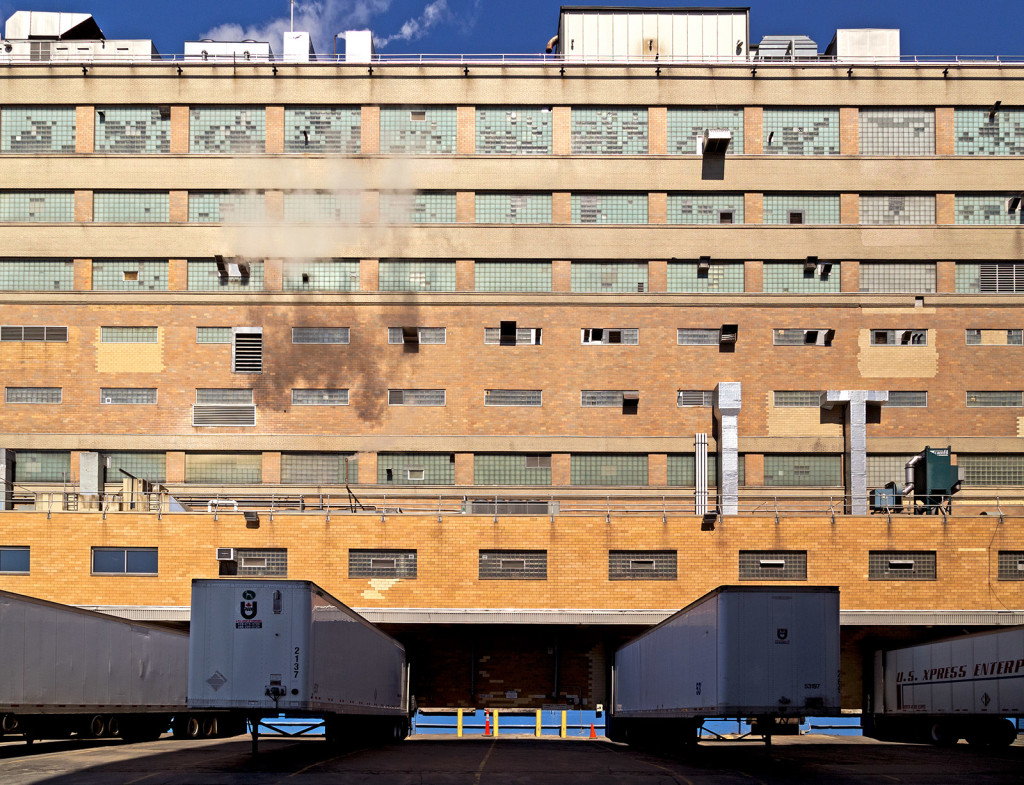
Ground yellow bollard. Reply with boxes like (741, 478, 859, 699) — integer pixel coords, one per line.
(560, 710, 567, 738)
(535, 709, 542, 737)
(493, 709, 499, 737)
(457, 708, 463, 738)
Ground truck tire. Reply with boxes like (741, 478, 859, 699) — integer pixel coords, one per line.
(85, 715, 107, 739)
(105, 716, 120, 738)
(201, 717, 218, 738)
(991, 718, 1018, 748)
(928, 721, 958, 747)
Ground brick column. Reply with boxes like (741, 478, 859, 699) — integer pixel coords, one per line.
(263, 259, 283, 291)
(935, 107, 955, 155)
(357, 452, 378, 484)
(360, 259, 379, 291)
(648, 453, 668, 486)
(455, 453, 474, 485)
(456, 191, 475, 223)
(262, 452, 282, 484)
(648, 192, 667, 224)
(75, 106, 94, 153)
(552, 260, 572, 292)
(265, 106, 284, 153)
(936, 261, 956, 293)
(455, 259, 475, 291)
(647, 260, 667, 293)
(743, 453, 764, 487)
(73, 259, 92, 291)
(552, 107, 571, 155)
(457, 106, 475, 154)
(74, 190, 93, 222)
(166, 452, 186, 484)
(552, 192, 571, 223)
(551, 453, 571, 486)
(361, 191, 379, 224)
(744, 193, 762, 224)
(170, 106, 189, 154)
(168, 259, 188, 291)
(361, 106, 380, 154)
(744, 260, 763, 292)
(68, 451, 82, 484)
(265, 191, 284, 221)
(744, 107, 763, 154)
(840, 193, 859, 224)
(839, 107, 859, 155)
(169, 190, 189, 222)
(936, 193, 955, 225)
(649, 107, 667, 155)
(840, 261, 860, 293)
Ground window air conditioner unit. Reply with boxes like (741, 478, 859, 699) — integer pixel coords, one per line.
(888, 559, 914, 570)
(702, 128, 732, 155)
(499, 320, 517, 346)
(804, 256, 818, 275)
(216, 547, 237, 561)
(759, 559, 785, 569)
(401, 326, 419, 345)
(697, 256, 711, 275)
(622, 391, 639, 414)
(1006, 195, 1022, 213)
(720, 324, 738, 344)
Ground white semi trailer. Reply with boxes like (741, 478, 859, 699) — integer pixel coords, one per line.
(865, 626, 1023, 747)
(0, 589, 234, 744)
(188, 579, 409, 752)
(609, 585, 841, 746)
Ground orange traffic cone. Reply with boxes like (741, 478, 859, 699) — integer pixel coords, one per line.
(485, 712, 491, 736)
(590, 723, 597, 739)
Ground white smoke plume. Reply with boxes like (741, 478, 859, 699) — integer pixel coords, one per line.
(373, 0, 447, 48)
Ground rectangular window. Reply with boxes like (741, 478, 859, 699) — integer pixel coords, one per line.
(887, 391, 928, 407)
(387, 327, 446, 344)
(571, 194, 648, 224)
(581, 328, 639, 345)
(485, 389, 542, 407)
(955, 108, 1024, 155)
(965, 329, 1023, 346)
(284, 107, 361, 153)
(763, 195, 840, 225)
(998, 551, 1024, 581)
(292, 327, 350, 344)
(100, 326, 157, 343)
(6, 387, 61, 404)
(966, 391, 1023, 407)
(667, 194, 745, 225)
(235, 548, 287, 577)
(572, 108, 648, 155)
(571, 261, 648, 293)
(232, 328, 263, 373)
(868, 551, 936, 581)
(764, 455, 842, 487)
(377, 453, 455, 485)
(349, 549, 418, 578)
(94, 192, 169, 223)
(188, 192, 266, 223)
(570, 454, 648, 486)
(0, 191, 74, 222)
(388, 389, 446, 406)
(763, 262, 840, 294)
(479, 550, 547, 580)
(867, 455, 919, 489)
(101, 388, 157, 405)
(378, 260, 456, 292)
(0, 326, 67, 342)
(667, 261, 745, 293)
(861, 195, 936, 225)
(476, 194, 553, 224)
(188, 259, 264, 291)
(609, 550, 677, 580)
(379, 107, 456, 154)
(667, 454, 747, 487)
(291, 389, 349, 406)
(281, 453, 357, 484)
(192, 389, 256, 426)
(870, 329, 927, 346)
(859, 262, 936, 293)
(11, 451, 70, 483)
(958, 454, 1024, 486)
(678, 390, 713, 407)
(91, 547, 158, 575)
(667, 108, 744, 155)
(483, 327, 542, 345)
(0, 259, 74, 291)
(283, 258, 360, 292)
(184, 453, 261, 483)
(473, 454, 552, 485)
(476, 108, 553, 154)
(283, 191, 361, 223)
(92, 259, 168, 292)
(0, 547, 30, 574)
(196, 389, 253, 405)
(196, 327, 232, 343)
(101, 452, 167, 483)
(763, 108, 839, 155)
(677, 328, 721, 345)
(955, 194, 1024, 225)
(95, 107, 171, 154)
(773, 328, 835, 346)
(738, 551, 808, 580)
(859, 109, 935, 155)
(581, 390, 637, 407)
(379, 192, 457, 223)
(1, 107, 76, 153)
(190, 107, 265, 154)
(773, 391, 822, 408)
(475, 261, 552, 292)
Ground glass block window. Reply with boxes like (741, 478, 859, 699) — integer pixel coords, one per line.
(571, 261, 648, 293)
(12, 451, 70, 482)
(388, 389, 446, 406)
(485, 389, 542, 406)
(483, 327, 543, 345)
(235, 548, 287, 577)
(283, 191, 361, 223)
(0, 259, 74, 291)
(190, 107, 265, 154)
(92, 547, 158, 575)
(773, 391, 823, 407)
(101, 388, 157, 405)
(738, 551, 807, 580)
(763, 262, 840, 293)
(188, 192, 265, 223)
(572, 194, 647, 224)
(100, 326, 157, 343)
(957, 262, 1024, 293)
(196, 327, 232, 343)
(292, 327, 350, 344)
(677, 328, 721, 345)
(94, 107, 170, 154)
(571, 108, 647, 154)
(0, 547, 30, 574)
(196, 389, 253, 405)
(958, 454, 1024, 485)
(570, 454, 648, 486)
(479, 550, 547, 580)
(859, 262, 936, 293)
(763, 195, 840, 224)
(955, 108, 1024, 155)
(6, 387, 62, 404)
(281, 453, 357, 484)
(860, 195, 935, 225)
(378, 260, 455, 292)
(0, 326, 67, 342)
(388, 327, 446, 344)
(666, 194, 744, 224)
(773, 328, 835, 346)
(887, 391, 928, 407)
(476, 108, 552, 154)
(377, 453, 455, 485)
(763, 109, 839, 155)
(859, 109, 935, 155)
(678, 390, 713, 407)
(867, 454, 919, 489)
(955, 195, 1024, 225)
(667, 108, 744, 154)
(0, 192, 74, 222)
(997, 551, 1024, 580)
(379, 192, 457, 223)
(475, 261, 552, 292)
(667, 261, 744, 293)
(379, 107, 456, 154)
(94, 192, 169, 222)
(609, 550, 677, 580)
(283, 259, 360, 291)
(187, 260, 264, 291)
(868, 551, 936, 581)
(581, 390, 637, 407)
(667, 454, 746, 486)
(184, 453, 262, 484)
(473, 454, 552, 485)
(581, 328, 638, 345)
(1, 107, 76, 153)
(101, 451, 166, 482)
(284, 107, 361, 153)
(292, 389, 349, 406)
(967, 327, 1019, 346)
(349, 549, 417, 579)
(764, 454, 842, 486)
(92, 259, 169, 291)
(966, 391, 1022, 407)
(476, 193, 552, 223)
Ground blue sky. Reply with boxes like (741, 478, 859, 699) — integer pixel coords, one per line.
(0, 1, 1020, 57)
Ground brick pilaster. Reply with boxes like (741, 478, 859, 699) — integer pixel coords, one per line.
(166, 452, 186, 484)
(169, 190, 189, 222)
(551, 453, 571, 486)
(840, 261, 860, 293)
(361, 191, 379, 224)
(265, 106, 284, 154)
(649, 453, 668, 486)
(552, 107, 571, 155)
(456, 106, 475, 154)
(744, 260, 763, 293)
(936, 261, 956, 293)
(455, 453, 474, 485)
(647, 260, 667, 293)
(265, 191, 284, 221)
(744, 453, 765, 486)
(744, 193, 762, 224)
(262, 452, 282, 484)
(839, 107, 859, 155)
(744, 107, 763, 154)
(935, 107, 955, 155)
(74, 190, 93, 222)
(648, 192, 667, 224)
(936, 193, 955, 225)
(357, 452, 378, 484)
(456, 191, 475, 223)
(840, 193, 860, 225)
(73, 259, 92, 291)
(168, 259, 188, 291)
(551, 260, 572, 292)
(263, 259, 283, 291)
(361, 106, 380, 154)
(648, 107, 667, 155)
(455, 260, 475, 292)
(360, 259, 379, 292)
(170, 106, 189, 154)
(552, 192, 571, 223)
(75, 106, 94, 153)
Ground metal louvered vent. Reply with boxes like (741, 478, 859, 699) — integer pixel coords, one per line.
(192, 405, 256, 426)
(232, 328, 263, 373)
(469, 499, 553, 515)
(979, 262, 1024, 293)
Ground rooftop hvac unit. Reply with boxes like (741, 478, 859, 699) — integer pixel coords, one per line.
(902, 445, 963, 515)
(216, 548, 237, 561)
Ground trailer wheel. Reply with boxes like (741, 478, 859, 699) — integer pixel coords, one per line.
(991, 718, 1018, 748)
(105, 716, 120, 738)
(1, 714, 18, 734)
(928, 721, 958, 747)
(85, 715, 107, 739)
(201, 717, 218, 738)
(182, 716, 202, 739)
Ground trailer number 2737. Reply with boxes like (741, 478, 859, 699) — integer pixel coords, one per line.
(294, 647, 300, 679)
